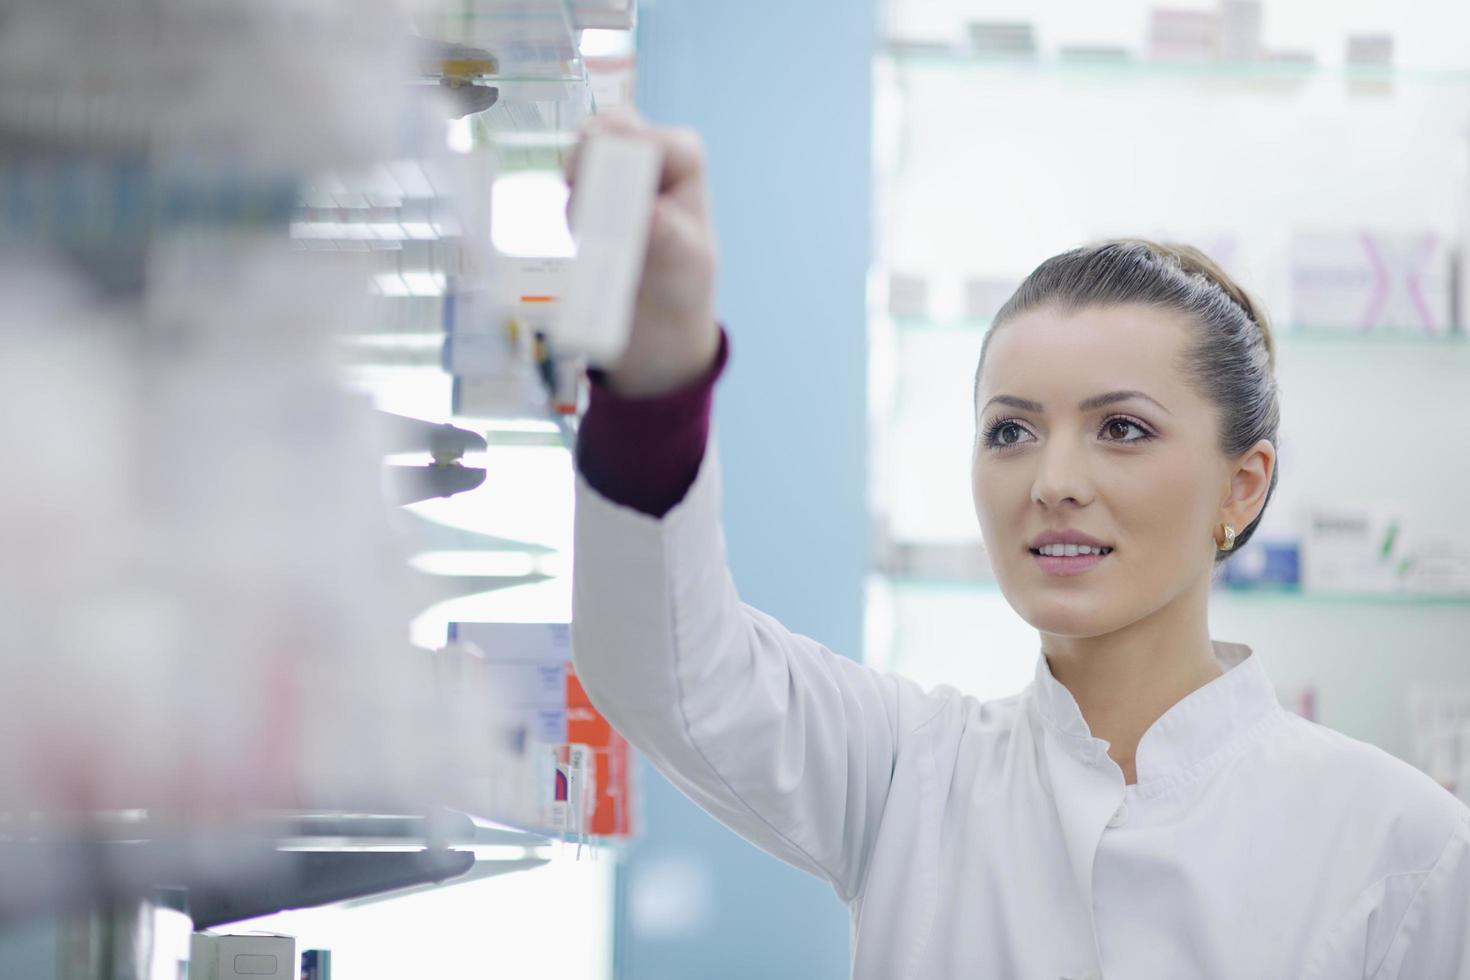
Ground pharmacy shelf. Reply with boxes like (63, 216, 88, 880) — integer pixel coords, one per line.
(882, 45, 1470, 87)
(415, 0, 596, 170)
(883, 316, 1470, 344)
(0, 808, 560, 927)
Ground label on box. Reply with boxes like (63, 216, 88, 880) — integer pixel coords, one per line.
(450, 622, 573, 663)
(1300, 506, 1404, 593)
(1290, 232, 1452, 334)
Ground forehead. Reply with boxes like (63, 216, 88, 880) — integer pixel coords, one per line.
(978, 303, 1192, 405)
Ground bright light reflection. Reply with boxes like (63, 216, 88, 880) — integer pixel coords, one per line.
(492, 173, 576, 258)
(409, 551, 540, 577)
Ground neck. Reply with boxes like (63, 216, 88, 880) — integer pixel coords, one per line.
(1042, 575, 1223, 785)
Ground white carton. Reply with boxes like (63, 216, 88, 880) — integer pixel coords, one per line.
(1299, 505, 1404, 594)
(553, 133, 662, 366)
(189, 934, 298, 980)
(1290, 232, 1454, 334)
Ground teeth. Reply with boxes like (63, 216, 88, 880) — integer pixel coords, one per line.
(1036, 543, 1111, 557)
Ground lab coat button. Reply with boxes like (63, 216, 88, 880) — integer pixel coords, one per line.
(1107, 802, 1128, 828)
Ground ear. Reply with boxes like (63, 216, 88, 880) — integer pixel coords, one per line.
(1221, 438, 1275, 532)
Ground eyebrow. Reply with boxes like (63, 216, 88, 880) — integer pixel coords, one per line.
(981, 390, 1172, 416)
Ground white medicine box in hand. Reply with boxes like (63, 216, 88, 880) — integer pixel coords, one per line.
(552, 133, 662, 366)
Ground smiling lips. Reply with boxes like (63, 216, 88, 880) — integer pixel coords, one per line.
(1024, 531, 1116, 575)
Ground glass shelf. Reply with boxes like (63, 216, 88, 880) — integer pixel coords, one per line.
(881, 572, 1470, 607)
(884, 315, 1470, 344)
(882, 45, 1470, 87)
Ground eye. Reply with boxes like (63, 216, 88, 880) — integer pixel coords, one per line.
(1102, 415, 1155, 444)
(980, 418, 1034, 449)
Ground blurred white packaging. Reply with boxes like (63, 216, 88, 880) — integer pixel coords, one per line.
(965, 21, 1037, 59)
(1290, 232, 1454, 335)
(450, 622, 575, 831)
(963, 276, 1021, 322)
(1346, 33, 1395, 68)
(190, 933, 297, 980)
(0, 0, 554, 913)
(0, 0, 415, 174)
(1408, 686, 1470, 803)
(554, 133, 662, 367)
(888, 272, 930, 319)
(1393, 533, 1470, 596)
(430, 640, 543, 829)
(1148, 8, 1219, 62)
(1219, 1, 1262, 62)
(1298, 503, 1405, 594)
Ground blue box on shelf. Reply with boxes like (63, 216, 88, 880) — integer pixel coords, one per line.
(1219, 537, 1301, 589)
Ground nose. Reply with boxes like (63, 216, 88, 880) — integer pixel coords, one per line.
(1030, 434, 1094, 509)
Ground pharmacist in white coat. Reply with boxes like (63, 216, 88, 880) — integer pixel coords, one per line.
(568, 113, 1470, 979)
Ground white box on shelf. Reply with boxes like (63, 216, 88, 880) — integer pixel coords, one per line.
(1148, 8, 1219, 62)
(966, 21, 1037, 59)
(450, 622, 573, 663)
(483, 662, 569, 709)
(1219, 0, 1263, 61)
(1299, 505, 1405, 594)
(963, 276, 1020, 322)
(887, 272, 930, 319)
(1289, 232, 1454, 335)
(498, 257, 571, 335)
(1346, 33, 1394, 68)
(1397, 533, 1470, 596)
(451, 622, 574, 763)
(189, 934, 298, 980)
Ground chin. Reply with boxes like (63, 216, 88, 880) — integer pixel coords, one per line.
(1001, 581, 1123, 638)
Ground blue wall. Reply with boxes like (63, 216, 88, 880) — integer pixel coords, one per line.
(618, 1, 873, 977)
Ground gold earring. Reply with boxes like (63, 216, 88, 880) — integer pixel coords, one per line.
(1216, 523, 1237, 551)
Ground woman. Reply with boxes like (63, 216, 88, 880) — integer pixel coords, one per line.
(568, 112, 1470, 979)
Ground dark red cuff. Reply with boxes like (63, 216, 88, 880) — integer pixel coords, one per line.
(576, 325, 731, 518)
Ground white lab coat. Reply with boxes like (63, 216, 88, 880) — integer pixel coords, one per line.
(570, 431, 1470, 980)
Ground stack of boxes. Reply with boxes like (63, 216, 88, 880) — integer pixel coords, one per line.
(450, 622, 633, 839)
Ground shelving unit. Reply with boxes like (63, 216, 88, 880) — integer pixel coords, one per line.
(867, 4, 1470, 781)
(0, 1, 631, 975)
(885, 44, 1470, 85)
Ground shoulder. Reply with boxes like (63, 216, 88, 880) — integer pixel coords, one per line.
(1269, 712, 1470, 867)
(884, 675, 1030, 777)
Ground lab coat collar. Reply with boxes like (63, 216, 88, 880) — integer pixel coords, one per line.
(1030, 638, 1280, 792)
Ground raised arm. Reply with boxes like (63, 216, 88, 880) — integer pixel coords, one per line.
(566, 112, 945, 902)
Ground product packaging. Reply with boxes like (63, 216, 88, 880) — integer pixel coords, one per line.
(1346, 33, 1394, 68)
(963, 276, 1021, 322)
(1298, 505, 1405, 593)
(190, 933, 297, 980)
(300, 949, 332, 980)
(966, 21, 1037, 59)
(554, 132, 662, 366)
(1148, 8, 1219, 62)
(888, 272, 930, 319)
(1289, 232, 1454, 335)
(1219, 1, 1263, 62)
(1393, 532, 1470, 596)
(450, 622, 634, 838)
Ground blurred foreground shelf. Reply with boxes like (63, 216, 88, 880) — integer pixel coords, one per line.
(0, 809, 558, 928)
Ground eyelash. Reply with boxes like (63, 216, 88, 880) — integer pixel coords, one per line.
(980, 415, 1156, 450)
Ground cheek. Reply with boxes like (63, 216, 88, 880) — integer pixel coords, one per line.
(1113, 450, 1214, 540)
(971, 459, 1024, 532)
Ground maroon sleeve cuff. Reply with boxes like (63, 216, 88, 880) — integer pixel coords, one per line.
(576, 325, 731, 518)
